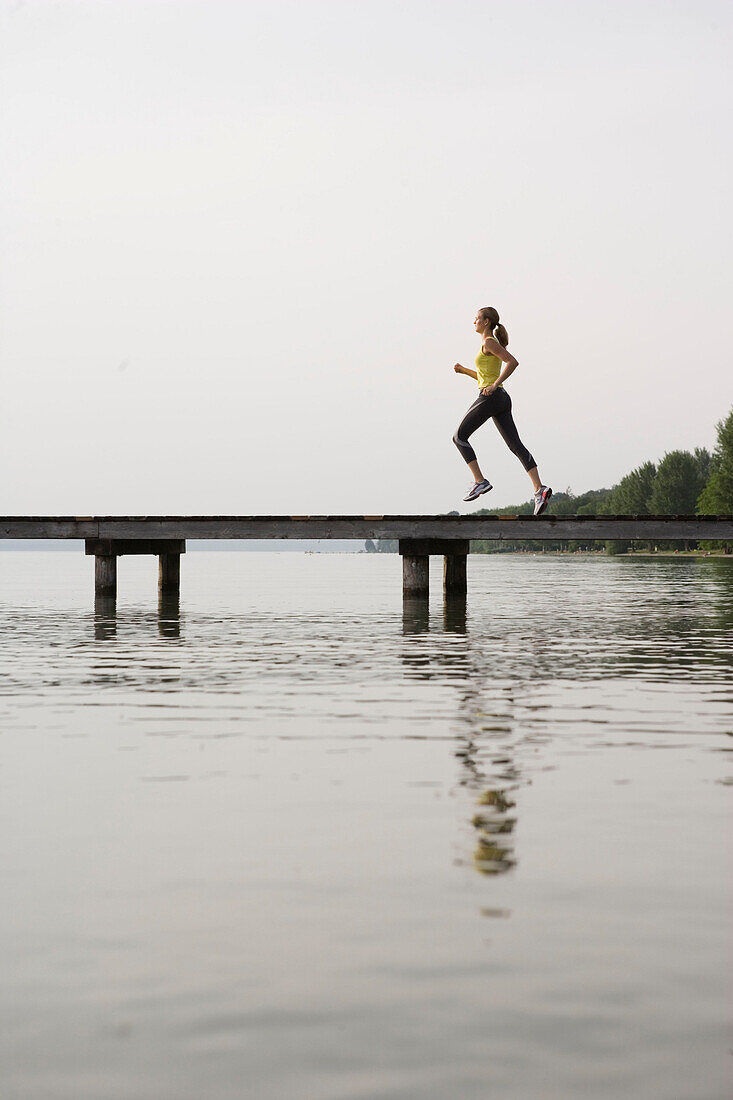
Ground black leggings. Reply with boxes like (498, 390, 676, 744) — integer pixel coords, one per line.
(453, 387, 536, 471)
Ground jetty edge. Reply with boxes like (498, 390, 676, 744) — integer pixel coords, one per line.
(1, 515, 731, 604)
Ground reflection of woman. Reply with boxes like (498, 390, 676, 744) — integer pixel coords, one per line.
(453, 306, 552, 513)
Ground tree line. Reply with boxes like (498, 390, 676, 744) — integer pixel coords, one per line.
(368, 406, 733, 554)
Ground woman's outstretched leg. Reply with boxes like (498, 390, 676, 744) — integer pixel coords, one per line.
(453, 394, 494, 500)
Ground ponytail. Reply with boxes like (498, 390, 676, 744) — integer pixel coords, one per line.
(478, 306, 509, 347)
(494, 322, 509, 347)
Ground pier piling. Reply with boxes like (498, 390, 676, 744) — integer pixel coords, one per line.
(158, 552, 181, 594)
(443, 545, 469, 597)
(85, 538, 185, 606)
(399, 538, 470, 600)
(94, 554, 117, 599)
(402, 552, 430, 597)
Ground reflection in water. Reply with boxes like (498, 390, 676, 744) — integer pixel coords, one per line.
(443, 594, 467, 634)
(93, 594, 181, 643)
(472, 789, 517, 875)
(93, 596, 117, 640)
(158, 592, 181, 639)
(709, 558, 733, 632)
(402, 596, 429, 635)
(86, 596, 183, 693)
(400, 594, 522, 877)
(456, 720, 521, 877)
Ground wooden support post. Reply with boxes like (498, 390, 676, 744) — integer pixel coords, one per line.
(399, 538, 470, 601)
(443, 552, 467, 597)
(158, 552, 180, 595)
(85, 539, 184, 610)
(95, 554, 117, 599)
(402, 554, 429, 597)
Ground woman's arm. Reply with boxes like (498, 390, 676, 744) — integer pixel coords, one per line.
(454, 363, 478, 380)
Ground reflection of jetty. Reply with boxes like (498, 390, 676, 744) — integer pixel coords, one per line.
(2, 515, 732, 605)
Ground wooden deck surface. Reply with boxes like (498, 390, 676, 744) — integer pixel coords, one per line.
(2, 515, 732, 542)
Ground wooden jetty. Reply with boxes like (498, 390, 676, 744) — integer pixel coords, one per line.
(2, 515, 731, 605)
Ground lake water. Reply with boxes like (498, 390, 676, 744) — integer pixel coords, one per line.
(1, 551, 731, 1100)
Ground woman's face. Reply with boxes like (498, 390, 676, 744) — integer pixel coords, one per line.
(474, 313, 487, 333)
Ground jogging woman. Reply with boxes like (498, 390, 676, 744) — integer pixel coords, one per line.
(453, 306, 552, 515)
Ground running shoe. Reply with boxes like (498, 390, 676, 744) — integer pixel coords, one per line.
(463, 479, 493, 503)
(533, 485, 552, 515)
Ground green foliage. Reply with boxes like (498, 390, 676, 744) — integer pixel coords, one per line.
(649, 449, 710, 516)
(603, 461, 656, 515)
(599, 461, 656, 552)
(475, 500, 533, 517)
(698, 407, 733, 513)
(693, 446, 712, 488)
(697, 407, 733, 550)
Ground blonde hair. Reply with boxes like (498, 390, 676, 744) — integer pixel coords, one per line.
(478, 305, 509, 347)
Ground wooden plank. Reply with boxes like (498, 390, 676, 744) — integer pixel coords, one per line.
(1, 518, 100, 538)
(399, 538, 470, 556)
(84, 539, 186, 556)
(1, 516, 732, 542)
(90, 517, 733, 541)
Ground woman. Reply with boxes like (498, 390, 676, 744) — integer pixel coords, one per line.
(453, 306, 552, 514)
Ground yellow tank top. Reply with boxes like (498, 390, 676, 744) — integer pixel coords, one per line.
(475, 346, 503, 390)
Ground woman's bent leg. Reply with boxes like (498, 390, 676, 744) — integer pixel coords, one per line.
(453, 394, 494, 465)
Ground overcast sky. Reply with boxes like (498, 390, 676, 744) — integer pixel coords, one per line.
(1, 0, 730, 515)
